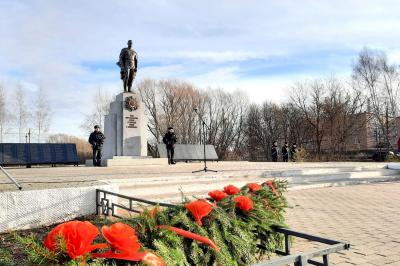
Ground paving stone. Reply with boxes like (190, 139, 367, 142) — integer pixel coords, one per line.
(285, 182, 400, 265)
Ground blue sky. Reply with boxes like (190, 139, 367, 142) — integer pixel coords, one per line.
(1, 0, 400, 138)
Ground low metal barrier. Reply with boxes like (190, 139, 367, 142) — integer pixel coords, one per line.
(96, 189, 350, 266)
(254, 227, 350, 266)
(96, 189, 176, 219)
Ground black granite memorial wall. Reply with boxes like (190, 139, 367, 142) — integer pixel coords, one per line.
(0, 143, 79, 166)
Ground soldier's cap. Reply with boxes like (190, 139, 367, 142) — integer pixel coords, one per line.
(127, 40, 132, 44)
(168, 126, 174, 130)
(94, 125, 100, 129)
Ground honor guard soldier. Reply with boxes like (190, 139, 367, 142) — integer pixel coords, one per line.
(282, 142, 289, 162)
(163, 127, 177, 165)
(271, 141, 278, 162)
(290, 143, 297, 162)
(88, 125, 106, 167)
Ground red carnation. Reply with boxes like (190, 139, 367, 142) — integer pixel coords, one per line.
(223, 185, 240, 195)
(185, 200, 213, 226)
(208, 190, 228, 201)
(234, 196, 254, 211)
(93, 222, 147, 262)
(263, 180, 278, 196)
(44, 221, 106, 260)
(247, 183, 262, 192)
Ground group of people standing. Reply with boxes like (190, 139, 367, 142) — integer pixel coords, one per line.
(88, 124, 296, 165)
(271, 141, 297, 162)
(88, 125, 178, 166)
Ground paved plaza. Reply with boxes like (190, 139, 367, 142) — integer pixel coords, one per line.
(286, 182, 400, 265)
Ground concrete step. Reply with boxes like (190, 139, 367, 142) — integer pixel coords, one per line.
(105, 166, 400, 207)
(262, 166, 391, 177)
(86, 157, 168, 167)
(288, 169, 400, 183)
(119, 177, 267, 198)
(117, 176, 400, 206)
(104, 172, 264, 185)
(108, 168, 400, 187)
(105, 158, 167, 167)
(288, 176, 400, 190)
(112, 156, 154, 159)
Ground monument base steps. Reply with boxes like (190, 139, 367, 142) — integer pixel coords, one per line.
(85, 156, 168, 167)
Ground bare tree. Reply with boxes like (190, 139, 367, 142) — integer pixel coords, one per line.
(281, 103, 310, 146)
(35, 87, 51, 142)
(246, 104, 263, 160)
(81, 88, 112, 133)
(291, 80, 326, 158)
(204, 89, 248, 159)
(0, 84, 7, 143)
(322, 78, 366, 159)
(137, 79, 248, 159)
(353, 48, 400, 149)
(137, 79, 161, 141)
(14, 85, 30, 143)
(138, 79, 203, 144)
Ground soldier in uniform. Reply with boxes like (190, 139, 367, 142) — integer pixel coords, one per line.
(271, 141, 278, 162)
(290, 143, 297, 162)
(117, 40, 138, 92)
(163, 127, 177, 165)
(88, 125, 106, 167)
(282, 142, 289, 162)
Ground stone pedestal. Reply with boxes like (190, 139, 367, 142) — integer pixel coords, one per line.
(103, 92, 147, 160)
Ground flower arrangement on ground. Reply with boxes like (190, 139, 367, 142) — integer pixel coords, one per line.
(13, 179, 287, 266)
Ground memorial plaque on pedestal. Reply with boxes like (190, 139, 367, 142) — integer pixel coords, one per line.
(103, 92, 147, 160)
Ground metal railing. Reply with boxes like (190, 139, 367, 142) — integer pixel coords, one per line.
(96, 189, 176, 219)
(0, 165, 22, 190)
(96, 189, 350, 266)
(254, 227, 350, 266)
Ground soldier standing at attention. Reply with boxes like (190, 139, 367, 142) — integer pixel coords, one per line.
(282, 142, 289, 162)
(117, 40, 138, 92)
(290, 143, 297, 162)
(271, 141, 278, 162)
(88, 125, 106, 167)
(163, 127, 177, 165)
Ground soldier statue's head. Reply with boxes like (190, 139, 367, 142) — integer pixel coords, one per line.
(127, 40, 132, 48)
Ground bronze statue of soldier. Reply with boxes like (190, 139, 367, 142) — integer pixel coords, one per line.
(117, 40, 138, 92)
